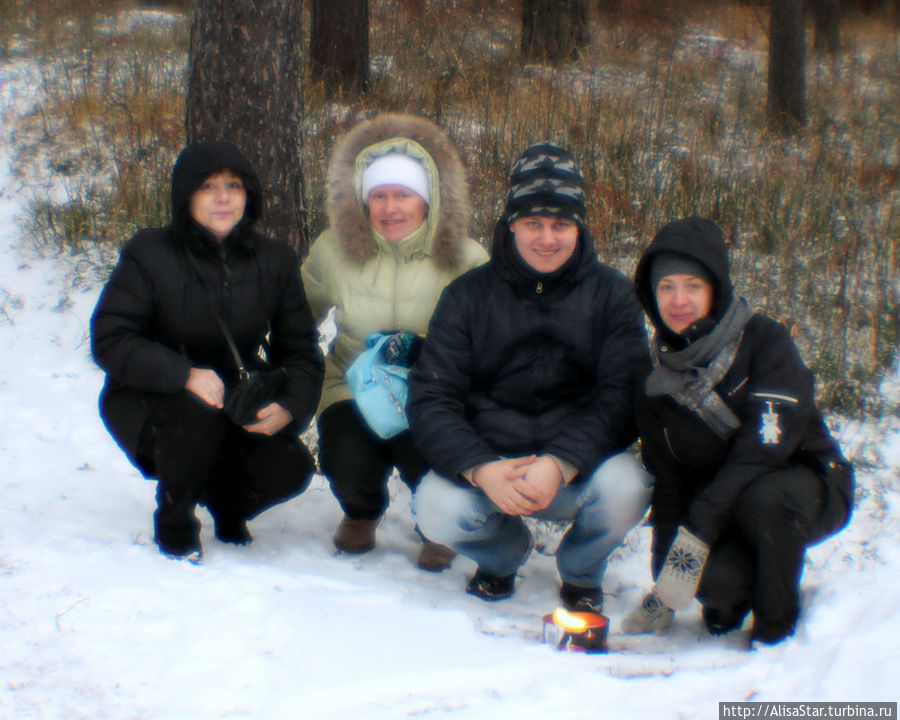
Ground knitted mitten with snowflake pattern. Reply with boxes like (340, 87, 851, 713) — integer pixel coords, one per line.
(654, 526, 710, 611)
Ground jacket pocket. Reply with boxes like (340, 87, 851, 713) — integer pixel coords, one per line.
(806, 454, 854, 544)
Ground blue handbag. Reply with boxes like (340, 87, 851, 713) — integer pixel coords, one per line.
(346, 333, 410, 439)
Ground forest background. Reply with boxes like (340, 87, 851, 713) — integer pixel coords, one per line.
(1, 0, 898, 415)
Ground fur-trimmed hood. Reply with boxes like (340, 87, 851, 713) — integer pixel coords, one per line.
(325, 113, 471, 268)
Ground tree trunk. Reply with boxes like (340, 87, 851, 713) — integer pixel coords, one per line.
(186, 0, 309, 254)
(521, 0, 589, 65)
(310, 0, 369, 97)
(812, 0, 841, 55)
(767, 0, 807, 133)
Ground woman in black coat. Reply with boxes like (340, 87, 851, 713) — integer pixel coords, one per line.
(91, 142, 324, 561)
(622, 217, 853, 645)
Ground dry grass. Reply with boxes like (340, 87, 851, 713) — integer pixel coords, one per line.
(4, 0, 899, 413)
(8, 3, 187, 249)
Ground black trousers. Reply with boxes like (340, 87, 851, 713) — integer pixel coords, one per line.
(136, 393, 314, 546)
(695, 465, 827, 643)
(317, 400, 427, 520)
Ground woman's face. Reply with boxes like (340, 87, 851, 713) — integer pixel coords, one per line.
(189, 169, 247, 241)
(367, 185, 427, 243)
(655, 274, 714, 334)
(509, 216, 579, 274)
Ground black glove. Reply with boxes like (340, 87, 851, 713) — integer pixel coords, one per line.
(381, 330, 423, 367)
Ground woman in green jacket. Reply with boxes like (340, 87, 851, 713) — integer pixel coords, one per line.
(302, 113, 488, 569)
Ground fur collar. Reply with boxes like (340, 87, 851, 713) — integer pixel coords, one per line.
(326, 113, 471, 268)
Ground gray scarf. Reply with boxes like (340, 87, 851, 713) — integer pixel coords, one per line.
(646, 297, 753, 439)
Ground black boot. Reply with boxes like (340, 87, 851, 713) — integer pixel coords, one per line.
(560, 582, 604, 614)
(154, 482, 202, 561)
(466, 569, 516, 601)
(154, 514, 202, 561)
(751, 618, 796, 646)
(214, 515, 253, 545)
(703, 603, 750, 636)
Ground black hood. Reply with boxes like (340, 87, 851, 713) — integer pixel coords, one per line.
(634, 217, 733, 339)
(490, 217, 597, 296)
(170, 141, 263, 236)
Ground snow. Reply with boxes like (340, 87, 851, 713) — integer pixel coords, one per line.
(2, 60, 899, 720)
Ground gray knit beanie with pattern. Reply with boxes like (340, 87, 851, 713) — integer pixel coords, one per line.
(504, 143, 586, 227)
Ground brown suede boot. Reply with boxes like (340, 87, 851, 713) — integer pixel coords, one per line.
(333, 515, 378, 554)
(416, 540, 456, 572)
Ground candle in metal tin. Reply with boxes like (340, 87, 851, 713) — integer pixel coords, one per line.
(542, 607, 609, 653)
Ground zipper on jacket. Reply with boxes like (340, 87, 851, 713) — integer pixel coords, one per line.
(392, 255, 400, 328)
(536, 281, 543, 294)
(219, 247, 232, 318)
(728, 376, 749, 397)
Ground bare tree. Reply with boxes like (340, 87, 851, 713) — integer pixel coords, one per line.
(186, 0, 309, 253)
(310, 0, 369, 97)
(521, 0, 589, 65)
(767, 0, 807, 133)
(812, 0, 841, 55)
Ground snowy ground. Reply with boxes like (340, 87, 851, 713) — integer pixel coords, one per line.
(1, 60, 899, 720)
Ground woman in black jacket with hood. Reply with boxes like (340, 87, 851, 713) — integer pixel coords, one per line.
(622, 217, 853, 645)
(91, 142, 323, 561)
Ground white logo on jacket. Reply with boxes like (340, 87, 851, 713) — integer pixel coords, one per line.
(760, 401, 782, 445)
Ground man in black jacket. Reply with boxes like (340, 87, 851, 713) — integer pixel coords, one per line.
(91, 142, 323, 560)
(408, 144, 650, 611)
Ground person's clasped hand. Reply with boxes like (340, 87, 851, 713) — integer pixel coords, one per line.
(185, 367, 225, 408)
(514, 455, 564, 512)
(472, 455, 563, 516)
(621, 526, 710, 635)
(472, 456, 537, 515)
(243, 402, 293, 436)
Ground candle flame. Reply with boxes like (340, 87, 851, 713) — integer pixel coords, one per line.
(553, 607, 588, 630)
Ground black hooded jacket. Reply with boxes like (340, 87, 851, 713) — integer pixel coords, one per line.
(633, 218, 852, 558)
(91, 142, 323, 463)
(407, 219, 647, 483)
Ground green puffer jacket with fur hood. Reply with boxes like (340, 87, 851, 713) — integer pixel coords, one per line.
(302, 113, 488, 414)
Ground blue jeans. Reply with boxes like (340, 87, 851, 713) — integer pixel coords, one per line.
(412, 452, 651, 588)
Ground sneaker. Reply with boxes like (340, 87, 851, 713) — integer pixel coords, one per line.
(214, 516, 253, 546)
(416, 541, 456, 572)
(621, 590, 674, 635)
(560, 582, 604, 614)
(466, 569, 516, 601)
(333, 515, 378, 554)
